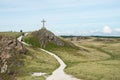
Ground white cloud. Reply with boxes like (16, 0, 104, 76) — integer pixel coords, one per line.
(115, 28, 120, 32)
(103, 26, 112, 34)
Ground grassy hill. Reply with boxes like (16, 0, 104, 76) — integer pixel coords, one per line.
(16, 46, 59, 80)
(0, 32, 59, 80)
(0, 32, 21, 38)
(23, 28, 78, 49)
(49, 37, 120, 80)
(0, 32, 25, 80)
(23, 31, 120, 80)
(2, 32, 120, 80)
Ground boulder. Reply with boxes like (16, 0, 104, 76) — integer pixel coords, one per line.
(0, 35, 26, 80)
(32, 27, 64, 48)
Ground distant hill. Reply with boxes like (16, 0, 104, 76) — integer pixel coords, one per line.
(61, 35, 120, 38)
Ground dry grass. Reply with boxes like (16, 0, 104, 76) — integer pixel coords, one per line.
(17, 46, 59, 80)
(22, 34, 120, 80)
(0, 32, 59, 80)
(0, 32, 21, 38)
(47, 37, 120, 80)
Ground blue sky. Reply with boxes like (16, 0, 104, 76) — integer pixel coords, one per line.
(0, 0, 120, 36)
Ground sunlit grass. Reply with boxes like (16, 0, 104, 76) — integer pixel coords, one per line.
(65, 60, 120, 80)
(23, 33, 120, 80)
(17, 46, 59, 80)
(17, 76, 45, 80)
(46, 37, 120, 80)
(0, 32, 21, 38)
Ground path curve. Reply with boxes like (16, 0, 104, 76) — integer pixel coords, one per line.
(41, 49, 80, 80)
(18, 34, 80, 80)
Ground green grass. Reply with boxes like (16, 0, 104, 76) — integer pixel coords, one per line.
(0, 32, 21, 38)
(23, 33, 120, 80)
(0, 32, 24, 80)
(23, 33, 40, 47)
(16, 46, 59, 80)
(70, 38, 120, 80)
(17, 76, 45, 80)
(23, 33, 78, 49)
(45, 38, 120, 80)
(66, 60, 120, 80)
(0, 32, 59, 80)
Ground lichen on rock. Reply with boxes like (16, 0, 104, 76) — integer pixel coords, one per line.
(0, 35, 26, 80)
(32, 27, 64, 48)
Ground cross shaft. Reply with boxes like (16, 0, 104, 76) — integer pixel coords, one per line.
(41, 19, 46, 27)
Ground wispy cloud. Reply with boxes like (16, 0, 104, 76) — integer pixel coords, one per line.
(102, 26, 112, 34)
(115, 28, 120, 32)
(0, 0, 120, 36)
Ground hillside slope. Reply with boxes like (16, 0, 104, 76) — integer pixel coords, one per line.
(0, 34, 26, 80)
(23, 27, 78, 50)
(0, 32, 59, 80)
(49, 37, 120, 80)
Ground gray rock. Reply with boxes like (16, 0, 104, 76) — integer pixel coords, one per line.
(0, 35, 26, 79)
(32, 27, 64, 48)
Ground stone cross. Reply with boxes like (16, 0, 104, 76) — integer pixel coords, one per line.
(41, 19, 46, 28)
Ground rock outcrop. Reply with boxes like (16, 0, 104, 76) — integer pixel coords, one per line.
(32, 27, 64, 48)
(0, 35, 26, 80)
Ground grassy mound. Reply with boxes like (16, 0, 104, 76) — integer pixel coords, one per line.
(64, 38, 120, 80)
(17, 46, 59, 80)
(38, 37, 120, 80)
(0, 33, 26, 80)
(23, 31, 120, 80)
(0, 32, 21, 38)
(0, 32, 59, 80)
(23, 32, 78, 50)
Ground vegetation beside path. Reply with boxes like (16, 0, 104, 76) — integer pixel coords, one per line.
(0, 32, 59, 80)
(23, 33, 120, 80)
(45, 37, 120, 80)
(0, 32, 21, 38)
(17, 46, 59, 80)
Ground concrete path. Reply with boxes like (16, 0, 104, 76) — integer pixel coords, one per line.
(17, 35, 29, 46)
(41, 49, 80, 80)
(18, 34, 80, 80)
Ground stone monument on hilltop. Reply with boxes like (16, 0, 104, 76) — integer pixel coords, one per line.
(32, 19, 64, 48)
(41, 19, 46, 29)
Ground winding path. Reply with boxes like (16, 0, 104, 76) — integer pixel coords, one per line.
(41, 49, 80, 80)
(18, 35, 80, 80)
